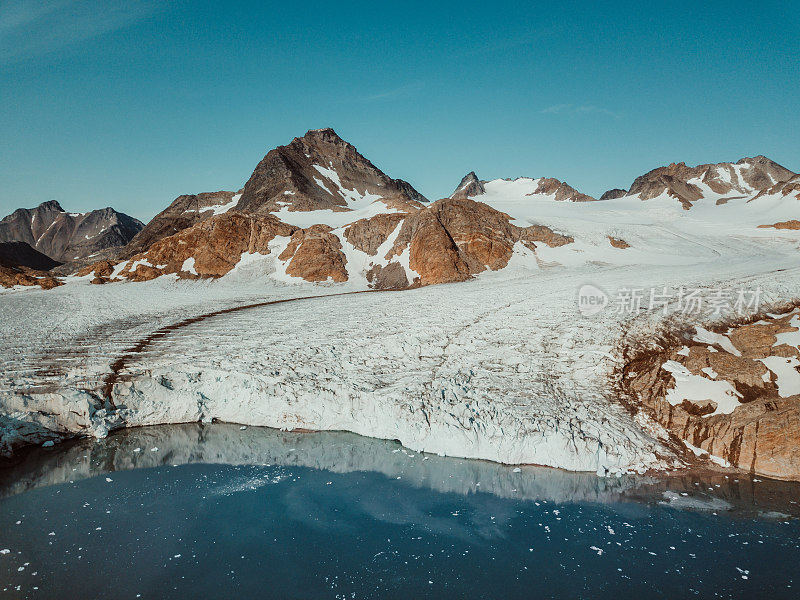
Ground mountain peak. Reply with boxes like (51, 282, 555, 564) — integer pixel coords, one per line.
(450, 172, 486, 199)
(236, 129, 428, 215)
(37, 200, 64, 212)
(297, 128, 347, 147)
(304, 127, 339, 137)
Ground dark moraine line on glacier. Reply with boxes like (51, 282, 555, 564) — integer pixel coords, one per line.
(101, 289, 392, 404)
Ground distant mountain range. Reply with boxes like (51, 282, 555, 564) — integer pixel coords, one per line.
(0, 200, 143, 265)
(1, 128, 798, 290)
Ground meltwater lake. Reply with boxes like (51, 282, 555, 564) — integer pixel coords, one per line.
(0, 424, 798, 599)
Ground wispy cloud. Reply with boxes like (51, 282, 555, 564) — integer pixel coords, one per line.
(0, 0, 162, 65)
(540, 104, 621, 119)
(363, 81, 424, 101)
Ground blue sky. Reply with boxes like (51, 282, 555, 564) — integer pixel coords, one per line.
(2, 0, 798, 221)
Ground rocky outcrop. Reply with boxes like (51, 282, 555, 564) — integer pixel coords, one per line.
(79, 213, 297, 282)
(757, 220, 800, 230)
(450, 172, 596, 202)
(235, 128, 427, 215)
(531, 177, 596, 202)
(387, 198, 573, 286)
(624, 307, 800, 480)
(0, 264, 62, 290)
(600, 188, 627, 201)
(343, 213, 405, 256)
(83, 195, 574, 289)
(278, 225, 348, 283)
(608, 236, 630, 249)
(121, 191, 239, 258)
(366, 262, 409, 289)
(750, 174, 800, 202)
(0, 201, 143, 263)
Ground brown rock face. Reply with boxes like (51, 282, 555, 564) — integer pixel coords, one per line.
(278, 225, 348, 283)
(629, 163, 705, 209)
(751, 174, 800, 202)
(388, 198, 573, 286)
(0, 264, 61, 289)
(366, 262, 409, 289)
(122, 191, 239, 258)
(624, 307, 800, 480)
(343, 213, 406, 256)
(757, 220, 800, 230)
(531, 178, 597, 202)
(76, 260, 115, 278)
(607, 236, 630, 249)
(600, 188, 628, 201)
(236, 128, 427, 215)
(117, 213, 298, 281)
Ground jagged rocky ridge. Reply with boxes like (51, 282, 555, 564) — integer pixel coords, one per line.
(621, 156, 796, 209)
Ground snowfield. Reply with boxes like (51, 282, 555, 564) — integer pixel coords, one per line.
(2, 184, 799, 476)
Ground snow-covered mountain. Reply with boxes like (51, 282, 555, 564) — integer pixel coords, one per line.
(620, 155, 796, 208)
(0, 200, 143, 264)
(116, 127, 429, 264)
(451, 173, 595, 202)
(70, 140, 800, 294)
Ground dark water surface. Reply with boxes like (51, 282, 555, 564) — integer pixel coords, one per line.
(0, 424, 798, 599)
